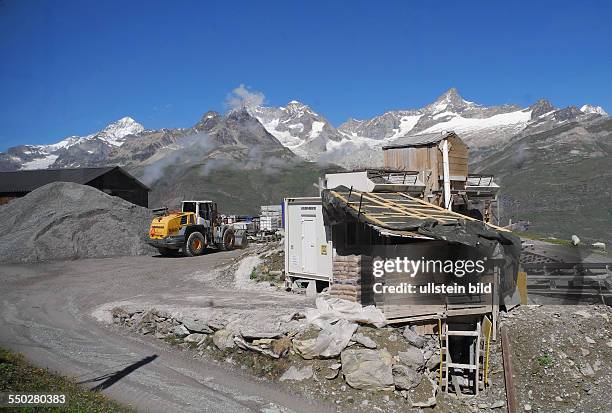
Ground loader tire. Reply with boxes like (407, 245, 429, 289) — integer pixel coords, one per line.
(185, 232, 206, 256)
(219, 229, 235, 251)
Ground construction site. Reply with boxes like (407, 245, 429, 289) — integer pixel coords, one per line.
(1, 130, 611, 413)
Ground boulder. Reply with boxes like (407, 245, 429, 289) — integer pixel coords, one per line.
(426, 351, 440, 370)
(135, 310, 156, 334)
(213, 329, 235, 350)
(392, 364, 422, 390)
(340, 349, 394, 391)
(172, 324, 190, 338)
(184, 333, 207, 344)
(352, 333, 377, 349)
(279, 365, 313, 382)
(293, 319, 357, 359)
(403, 327, 425, 348)
(181, 317, 214, 334)
(397, 346, 425, 371)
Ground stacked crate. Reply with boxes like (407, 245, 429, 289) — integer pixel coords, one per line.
(260, 205, 282, 232)
(330, 254, 373, 304)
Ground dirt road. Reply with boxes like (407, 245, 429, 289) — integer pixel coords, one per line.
(0, 250, 332, 413)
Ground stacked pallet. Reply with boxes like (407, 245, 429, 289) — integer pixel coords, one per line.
(330, 254, 373, 304)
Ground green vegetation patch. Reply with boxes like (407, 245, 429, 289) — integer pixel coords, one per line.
(0, 347, 135, 413)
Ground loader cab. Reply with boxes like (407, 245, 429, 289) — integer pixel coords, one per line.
(182, 201, 217, 226)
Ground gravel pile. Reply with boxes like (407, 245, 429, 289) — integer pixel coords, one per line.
(0, 182, 154, 263)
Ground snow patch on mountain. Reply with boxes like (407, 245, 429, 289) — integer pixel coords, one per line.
(417, 109, 532, 135)
(249, 101, 342, 159)
(310, 121, 325, 139)
(1, 117, 145, 171)
(21, 154, 59, 170)
(392, 115, 422, 138)
(580, 104, 607, 116)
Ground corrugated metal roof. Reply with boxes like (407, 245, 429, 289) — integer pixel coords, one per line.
(0, 166, 149, 193)
(382, 131, 456, 149)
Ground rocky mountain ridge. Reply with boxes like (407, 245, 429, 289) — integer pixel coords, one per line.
(0, 89, 607, 173)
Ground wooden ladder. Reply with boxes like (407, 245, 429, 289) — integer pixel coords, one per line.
(439, 318, 490, 396)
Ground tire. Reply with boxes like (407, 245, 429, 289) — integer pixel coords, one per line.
(238, 235, 248, 249)
(185, 232, 206, 257)
(219, 229, 235, 251)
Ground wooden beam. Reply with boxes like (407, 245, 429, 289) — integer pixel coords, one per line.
(501, 326, 517, 413)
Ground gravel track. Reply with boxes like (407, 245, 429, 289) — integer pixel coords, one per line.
(0, 250, 332, 413)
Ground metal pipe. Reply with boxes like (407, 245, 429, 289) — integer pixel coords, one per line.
(440, 139, 452, 210)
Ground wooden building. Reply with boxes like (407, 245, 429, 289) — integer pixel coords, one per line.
(0, 166, 150, 207)
(382, 131, 469, 207)
(321, 187, 521, 327)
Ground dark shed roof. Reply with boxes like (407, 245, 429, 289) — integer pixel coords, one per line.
(0, 166, 150, 193)
(382, 131, 459, 149)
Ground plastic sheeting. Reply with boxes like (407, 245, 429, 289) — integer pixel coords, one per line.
(305, 297, 387, 329)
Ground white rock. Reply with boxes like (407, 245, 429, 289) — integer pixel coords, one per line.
(213, 329, 235, 350)
(279, 365, 313, 381)
(340, 349, 394, 391)
(352, 333, 377, 349)
(184, 333, 207, 344)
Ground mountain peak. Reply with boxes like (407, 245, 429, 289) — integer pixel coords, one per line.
(97, 116, 144, 146)
(442, 87, 461, 98)
(580, 104, 607, 116)
(284, 100, 309, 109)
(117, 116, 137, 123)
(529, 99, 556, 118)
(426, 88, 474, 114)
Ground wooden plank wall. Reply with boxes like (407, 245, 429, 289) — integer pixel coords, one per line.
(436, 135, 468, 178)
(372, 241, 493, 321)
(383, 136, 469, 195)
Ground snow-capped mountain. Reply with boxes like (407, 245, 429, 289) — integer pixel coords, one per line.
(581, 104, 607, 116)
(94, 116, 145, 146)
(248, 101, 343, 160)
(0, 89, 608, 172)
(337, 88, 532, 150)
(0, 117, 144, 171)
(324, 88, 607, 166)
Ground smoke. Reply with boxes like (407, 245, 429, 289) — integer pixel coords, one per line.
(140, 133, 218, 186)
(225, 84, 265, 111)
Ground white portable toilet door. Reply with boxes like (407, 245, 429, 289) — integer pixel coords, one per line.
(301, 217, 317, 274)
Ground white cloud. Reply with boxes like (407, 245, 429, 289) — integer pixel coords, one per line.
(225, 84, 265, 111)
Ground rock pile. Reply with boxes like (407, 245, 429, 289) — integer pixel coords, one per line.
(111, 296, 443, 408)
(0, 182, 154, 263)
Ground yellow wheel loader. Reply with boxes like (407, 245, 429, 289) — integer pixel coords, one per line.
(147, 201, 247, 257)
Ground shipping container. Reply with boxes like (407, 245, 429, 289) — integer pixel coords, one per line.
(284, 197, 333, 284)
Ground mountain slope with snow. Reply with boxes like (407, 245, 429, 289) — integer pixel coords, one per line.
(0, 117, 144, 171)
(248, 101, 343, 160)
(0, 89, 608, 172)
(581, 104, 607, 116)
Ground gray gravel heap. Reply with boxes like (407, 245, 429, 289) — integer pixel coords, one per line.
(0, 182, 154, 263)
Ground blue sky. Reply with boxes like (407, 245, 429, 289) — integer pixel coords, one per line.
(0, 0, 610, 150)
